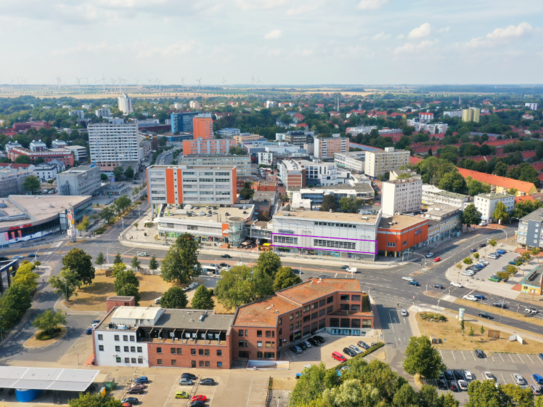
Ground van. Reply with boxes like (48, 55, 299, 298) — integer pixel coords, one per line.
(202, 266, 218, 275)
(408, 280, 419, 286)
(332, 351, 347, 362)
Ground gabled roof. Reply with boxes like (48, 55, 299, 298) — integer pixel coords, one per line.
(457, 168, 536, 193)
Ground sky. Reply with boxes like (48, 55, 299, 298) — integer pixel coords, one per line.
(0, 0, 542, 85)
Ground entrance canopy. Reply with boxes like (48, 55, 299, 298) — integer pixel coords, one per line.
(0, 367, 99, 391)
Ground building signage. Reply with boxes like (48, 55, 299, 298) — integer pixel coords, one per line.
(278, 229, 294, 234)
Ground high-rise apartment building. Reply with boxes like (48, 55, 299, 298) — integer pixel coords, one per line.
(146, 164, 237, 205)
(314, 136, 349, 159)
(525, 103, 538, 110)
(171, 112, 198, 133)
(180, 154, 252, 178)
(364, 147, 410, 178)
(462, 108, 480, 123)
(95, 108, 111, 118)
(182, 139, 235, 156)
(88, 123, 140, 171)
(118, 94, 133, 115)
(382, 176, 422, 216)
(193, 114, 214, 140)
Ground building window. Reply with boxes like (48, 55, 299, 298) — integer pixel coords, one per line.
(257, 341, 262, 348)
(115, 346, 120, 352)
(257, 330, 262, 337)
(362, 320, 372, 328)
(199, 361, 205, 367)
(289, 314, 293, 320)
(116, 357, 121, 363)
(138, 357, 143, 364)
(303, 305, 310, 312)
(125, 358, 130, 363)
(352, 295, 361, 301)
(205, 349, 210, 356)
(295, 322, 300, 328)
(279, 328, 282, 335)
(387, 242, 396, 247)
(99, 345, 104, 351)
(199, 349, 204, 355)
(351, 304, 361, 311)
(278, 318, 282, 325)
(123, 335, 128, 341)
(312, 312, 318, 320)
(98, 334, 103, 340)
(266, 331, 275, 338)
(171, 348, 176, 354)
(327, 296, 334, 304)
(114, 335, 119, 341)
(340, 304, 350, 311)
(124, 346, 129, 352)
(341, 319, 350, 328)
(157, 347, 162, 354)
(137, 347, 142, 353)
(205, 361, 210, 367)
(327, 306, 334, 314)
(340, 295, 350, 301)
(218, 362, 222, 367)
(264, 352, 275, 359)
(191, 349, 196, 355)
(296, 311, 300, 318)
(319, 299, 325, 307)
(238, 341, 245, 348)
(171, 360, 177, 366)
(303, 315, 310, 323)
(319, 319, 326, 329)
(330, 318, 339, 327)
(352, 319, 361, 328)
(257, 352, 263, 359)
(311, 302, 317, 310)
(289, 324, 293, 331)
(131, 358, 136, 363)
(217, 350, 222, 356)
(130, 336, 135, 341)
(177, 348, 182, 355)
(130, 346, 135, 352)
(239, 351, 249, 358)
(239, 330, 244, 337)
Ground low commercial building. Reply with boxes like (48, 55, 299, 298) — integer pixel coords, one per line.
(233, 133, 261, 144)
(290, 184, 374, 210)
(473, 193, 515, 222)
(314, 135, 349, 159)
(364, 147, 410, 178)
(516, 208, 543, 249)
(33, 163, 58, 182)
(382, 176, 422, 217)
(422, 204, 462, 243)
(0, 195, 92, 246)
(0, 166, 36, 197)
(147, 165, 237, 206)
(422, 185, 470, 208)
(65, 145, 88, 162)
(520, 266, 543, 296)
(216, 128, 240, 138)
(334, 151, 365, 173)
(377, 215, 429, 257)
(278, 159, 353, 189)
(57, 165, 102, 196)
(275, 131, 314, 147)
(179, 154, 251, 178)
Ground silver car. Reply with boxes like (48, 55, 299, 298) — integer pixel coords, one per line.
(349, 345, 362, 354)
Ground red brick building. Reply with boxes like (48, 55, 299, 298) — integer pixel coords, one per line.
(7, 147, 75, 167)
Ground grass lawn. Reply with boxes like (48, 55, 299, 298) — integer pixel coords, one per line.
(455, 298, 543, 329)
(24, 326, 66, 348)
(416, 312, 543, 354)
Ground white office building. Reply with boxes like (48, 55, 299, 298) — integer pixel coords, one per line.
(364, 147, 410, 178)
(422, 185, 470, 208)
(258, 152, 274, 166)
(88, 123, 140, 171)
(473, 193, 515, 222)
(334, 151, 365, 173)
(33, 164, 58, 182)
(525, 103, 538, 110)
(180, 154, 251, 178)
(278, 159, 353, 189)
(118, 94, 134, 115)
(443, 111, 463, 118)
(69, 110, 85, 119)
(65, 145, 88, 162)
(381, 176, 422, 217)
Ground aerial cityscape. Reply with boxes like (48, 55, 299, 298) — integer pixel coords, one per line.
(1, 1, 543, 407)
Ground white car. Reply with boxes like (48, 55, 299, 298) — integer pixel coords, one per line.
(450, 282, 463, 288)
(484, 372, 495, 381)
(513, 373, 526, 385)
(402, 276, 414, 281)
(426, 252, 434, 258)
(349, 345, 362, 354)
(400, 309, 408, 317)
(154, 297, 161, 304)
(346, 267, 358, 273)
(302, 340, 312, 348)
(458, 380, 468, 391)
(462, 271, 475, 276)
(464, 371, 473, 380)
(137, 251, 149, 257)
(463, 295, 478, 301)
(479, 260, 489, 266)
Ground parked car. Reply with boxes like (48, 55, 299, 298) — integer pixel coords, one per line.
(444, 370, 454, 381)
(454, 370, 464, 380)
(402, 276, 414, 281)
(450, 282, 462, 288)
(290, 345, 302, 354)
(357, 341, 369, 349)
(531, 385, 542, 396)
(199, 378, 216, 386)
(474, 294, 486, 300)
(192, 395, 207, 402)
(475, 350, 486, 358)
(426, 252, 434, 258)
(126, 387, 144, 395)
(121, 398, 139, 405)
(450, 382, 459, 392)
(458, 380, 468, 391)
(432, 284, 444, 289)
(154, 297, 161, 304)
(533, 374, 543, 385)
(478, 312, 493, 319)
(85, 328, 92, 335)
(190, 401, 205, 407)
(508, 260, 518, 266)
(349, 345, 362, 354)
(496, 249, 507, 254)
(434, 257, 441, 262)
(484, 372, 494, 381)
(408, 280, 419, 286)
(134, 377, 149, 384)
(463, 295, 478, 301)
(462, 271, 475, 276)
(343, 347, 356, 357)
(513, 373, 526, 385)
(464, 371, 474, 380)
(220, 254, 232, 258)
(182, 373, 197, 380)
(298, 342, 307, 351)
(137, 252, 148, 257)
(488, 275, 501, 282)
(308, 338, 320, 347)
(437, 380, 447, 390)
(488, 253, 499, 259)
(400, 309, 408, 316)
(179, 378, 194, 386)
(175, 391, 190, 399)
(302, 340, 312, 348)
(539, 353, 543, 362)
(313, 335, 325, 343)
(332, 351, 347, 362)
(130, 384, 145, 390)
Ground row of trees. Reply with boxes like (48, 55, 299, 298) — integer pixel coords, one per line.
(99, 195, 133, 224)
(321, 195, 365, 213)
(0, 262, 35, 333)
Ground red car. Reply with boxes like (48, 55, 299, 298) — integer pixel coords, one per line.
(434, 257, 441, 262)
(192, 395, 207, 402)
(332, 351, 347, 362)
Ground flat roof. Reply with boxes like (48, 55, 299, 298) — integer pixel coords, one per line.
(154, 309, 234, 330)
(234, 296, 299, 327)
(476, 193, 514, 200)
(61, 165, 97, 173)
(274, 209, 379, 224)
(112, 306, 162, 321)
(279, 278, 363, 304)
(521, 207, 543, 222)
(0, 367, 99, 391)
(157, 205, 252, 223)
(290, 183, 374, 194)
(379, 215, 428, 230)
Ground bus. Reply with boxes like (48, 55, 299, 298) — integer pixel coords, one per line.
(201, 265, 219, 275)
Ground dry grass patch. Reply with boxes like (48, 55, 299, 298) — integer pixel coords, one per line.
(415, 312, 543, 354)
(270, 377, 297, 391)
(24, 326, 66, 348)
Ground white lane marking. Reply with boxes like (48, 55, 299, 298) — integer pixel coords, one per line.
(461, 351, 466, 361)
(499, 353, 505, 363)
(526, 354, 534, 364)
(451, 351, 456, 360)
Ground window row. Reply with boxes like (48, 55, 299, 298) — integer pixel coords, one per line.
(314, 222, 356, 228)
(156, 347, 222, 356)
(116, 357, 144, 364)
(156, 359, 222, 368)
(274, 235, 298, 245)
(329, 318, 372, 328)
(112, 334, 135, 342)
(314, 239, 356, 250)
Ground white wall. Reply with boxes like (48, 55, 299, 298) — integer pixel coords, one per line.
(94, 329, 149, 367)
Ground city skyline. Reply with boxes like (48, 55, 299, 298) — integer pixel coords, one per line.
(0, 0, 542, 85)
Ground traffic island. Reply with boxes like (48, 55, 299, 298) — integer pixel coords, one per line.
(23, 326, 66, 349)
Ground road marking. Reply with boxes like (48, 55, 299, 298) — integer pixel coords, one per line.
(472, 351, 477, 361)
(499, 353, 505, 363)
(451, 351, 456, 360)
(491, 356, 496, 363)
(526, 354, 534, 364)
(501, 373, 507, 384)
(509, 354, 515, 363)
(334, 273, 338, 278)
(461, 351, 466, 361)
(517, 354, 524, 363)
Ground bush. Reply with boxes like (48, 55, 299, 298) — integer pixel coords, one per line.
(497, 271, 509, 280)
(463, 257, 473, 265)
(473, 253, 479, 259)
(420, 313, 447, 322)
(36, 327, 63, 341)
(95, 226, 107, 235)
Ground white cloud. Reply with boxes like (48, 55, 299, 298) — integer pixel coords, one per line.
(357, 0, 388, 10)
(408, 23, 432, 39)
(394, 40, 437, 54)
(264, 29, 282, 40)
(438, 27, 450, 33)
(464, 22, 533, 48)
(235, 0, 287, 10)
(286, 2, 323, 16)
(397, 34, 404, 40)
(371, 32, 391, 40)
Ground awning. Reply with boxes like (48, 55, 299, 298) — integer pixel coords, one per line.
(0, 367, 100, 392)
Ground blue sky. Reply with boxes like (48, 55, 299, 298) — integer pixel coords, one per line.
(0, 0, 542, 85)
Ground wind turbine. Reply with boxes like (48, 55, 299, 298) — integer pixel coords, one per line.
(56, 77, 62, 90)
(155, 78, 162, 91)
(100, 76, 106, 92)
(222, 77, 227, 85)
(196, 78, 201, 89)
(110, 78, 117, 93)
(179, 76, 185, 90)
(75, 77, 82, 93)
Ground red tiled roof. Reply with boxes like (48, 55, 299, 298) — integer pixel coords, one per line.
(0, 163, 31, 168)
(515, 195, 535, 203)
(457, 168, 536, 193)
(234, 296, 298, 327)
(410, 157, 423, 165)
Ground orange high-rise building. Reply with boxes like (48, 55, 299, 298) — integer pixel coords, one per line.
(193, 115, 214, 140)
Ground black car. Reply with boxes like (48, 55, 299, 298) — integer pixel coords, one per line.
(432, 284, 444, 289)
(493, 302, 507, 309)
(454, 370, 464, 380)
(307, 338, 320, 347)
(479, 312, 493, 319)
(28, 253, 39, 258)
(475, 349, 485, 358)
(190, 401, 205, 407)
(444, 370, 454, 381)
(289, 345, 302, 354)
(343, 347, 356, 357)
(219, 263, 229, 268)
(437, 380, 447, 390)
(298, 342, 308, 350)
(479, 242, 487, 247)
(450, 382, 459, 392)
(221, 254, 232, 258)
(312, 335, 325, 343)
(126, 388, 144, 395)
(199, 378, 215, 386)
(121, 398, 139, 405)
(0, 256, 10, 261)
(181, 373, 197, 380)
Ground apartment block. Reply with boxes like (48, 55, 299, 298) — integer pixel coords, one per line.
(180, 154, 251, 178)
(171, 112, 198, 133)
(146, 164, 237, 205)
(422, 185, 470, 208)
(462, 108, 480, 123)
(381, 176, 422, 216)
(233, 134, 261, 144)
(88, 123, 140, 171)
(182, 139, 235, 156)
(275, 131, 314, 147)
(193, 114, 214, 140)
(517, 208, 543, 249)
(0, 166, 35, 197)
(364, 147, 410, 178)
(95, 108, 111, 118)
(314, 136, 349, 159)
(334, 151, 365, 173)
(118, 94, 133, 115)
(57, 165, 102, 196)
(473, 193, 514, 222)
(278, 159, 352, 189)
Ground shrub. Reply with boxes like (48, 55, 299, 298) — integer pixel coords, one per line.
(473, 253, 479, 259)
(36, 327, 63, 341)
(420, 313, 447, 322)
(463, 257, 473, 265)
(497, 271, 509, 280)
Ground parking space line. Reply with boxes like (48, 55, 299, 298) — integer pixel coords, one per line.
(451, 351, 456, 360)
(526, 354, 535, 364)
(460, 351, 466, 360)
(472, 351, 477, 361)
(491, 356, 496, 363)
(501, 374, 507, 384)
(509, 354, 515, 363)
(517, 354, 524, 363)
(499, 353, 505, 363)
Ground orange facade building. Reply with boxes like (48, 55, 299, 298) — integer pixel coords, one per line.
(182, 139, 236, 156)
(377, 215, 428, 257)
(193, 116, 214, 140)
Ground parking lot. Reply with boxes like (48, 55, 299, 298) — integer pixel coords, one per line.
(471, 251, 518, 281)
(433, 349, 543, 403)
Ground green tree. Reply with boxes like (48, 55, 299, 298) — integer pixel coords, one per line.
(254, 251, 282, 278)
(530, 247, 542, 257)
(95, 252, 105, 266)
(32, 309, 66, 335)
(481, 325, 485, 335)
(239, 182, 254, 200)
(437, 171, 467, 194)
(463, 257, 473, 265)
(460, 320, 465, 335)
(191, 285, 215, 310)
(467, 179, 490, 196)
(13, 262, 39, 291)
(100, 173, 108, 181)
(63, 248, 95, 285)
(22, 175, 41, 194)
(402, 336, 446, 379)
(473, 253, 480, 259)
(49, 268, 82, 302)
(160, 287, 188, 309)
(466, 380, 508, 407)
(149, 254, 159, 271)
(15, 155, 31, 164)
(124, 166, 134, 179)
(228, 146, 247, 155)
(113, 166, 124, 180)
(494, 161, 509, 176)
(114, 269, 140, 304)
(273, 266, 302, 291)
(215, 265, 274, 310)
(320, 194, 337, 212)
(339, 196, 363, 213)
(393, 383, 419, 407)
(462, 204, 482, 229)
(113, 195, 131, 214)
(161, 233, 201, 285)
(68, 392, 123, 407)
(290, 362, 328, 406)
(501, 383, 534, 407)
(131, 256, 141, 271)
(492, 201, 510, 224)
(99, 207, 115, 224)
(76, 215, 91, 232)
(0, 282, 33, 330)
(114, 252, 123, 264)
(488, 238, 497, 248)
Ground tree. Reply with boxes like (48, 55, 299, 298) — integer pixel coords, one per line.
(131, 256, 141, 271)
(460, 320, 465, 335)
(68, 392, 123, 407)
(62, 248, 95, 285)
(290, 362, 328, 406)
(160, 234, 201, 286)
(15, 155, 31, 164)
(273, 266, 302, 291)
(466, 380, 508, 407)
(339, 196, 363, 213)
(492, 201, 510, 224)
(0, 282, 33, 330)
(124, 166, 134, 179)
(96, 252, 105, 266)
(393, 383, 419, 407)
(114, 269, 140, 304)
(254, 251, 282, 278)
(402, 336, 446, 379)
(113, 195, 131, 214)
(463, 257, 473, 265)
(473, 253, 480, 259)
(215, 265, 274, 310)
(462, 204, 482, 229)
(488, 238, 497, 248)
(494, 161, 509, 176)
(437, 171, 467, 194)
(100, 173, 108, 181)
(160, 287, 188, 309)
(467, 179, 490, 196)
(239, 182, 254, 200)
(114, 252, 123, 264)
(501, 383, 534, 407)
(99, 207, 115, 224)
(113, 166, 124, 180)
(149, 254, 159, 271)
(481, 325, 485, 335)
(32, 309, 66, 335)
(13, 262, 39, 291)
(49, 268, 82, 302)
(76, 215, 91, 232)
(320, 194, 337, 212)
(229, 146, 247, 155)
(22, 175, 41, 194)
(191, 285, 215, 309)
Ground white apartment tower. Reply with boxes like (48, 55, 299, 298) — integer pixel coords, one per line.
(364, 147, 410, 178)
(88, 123, 140, 171)
(473, 193, 515, 222)
(382, 176, 423, 216)
(118, 94, 134, 115)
